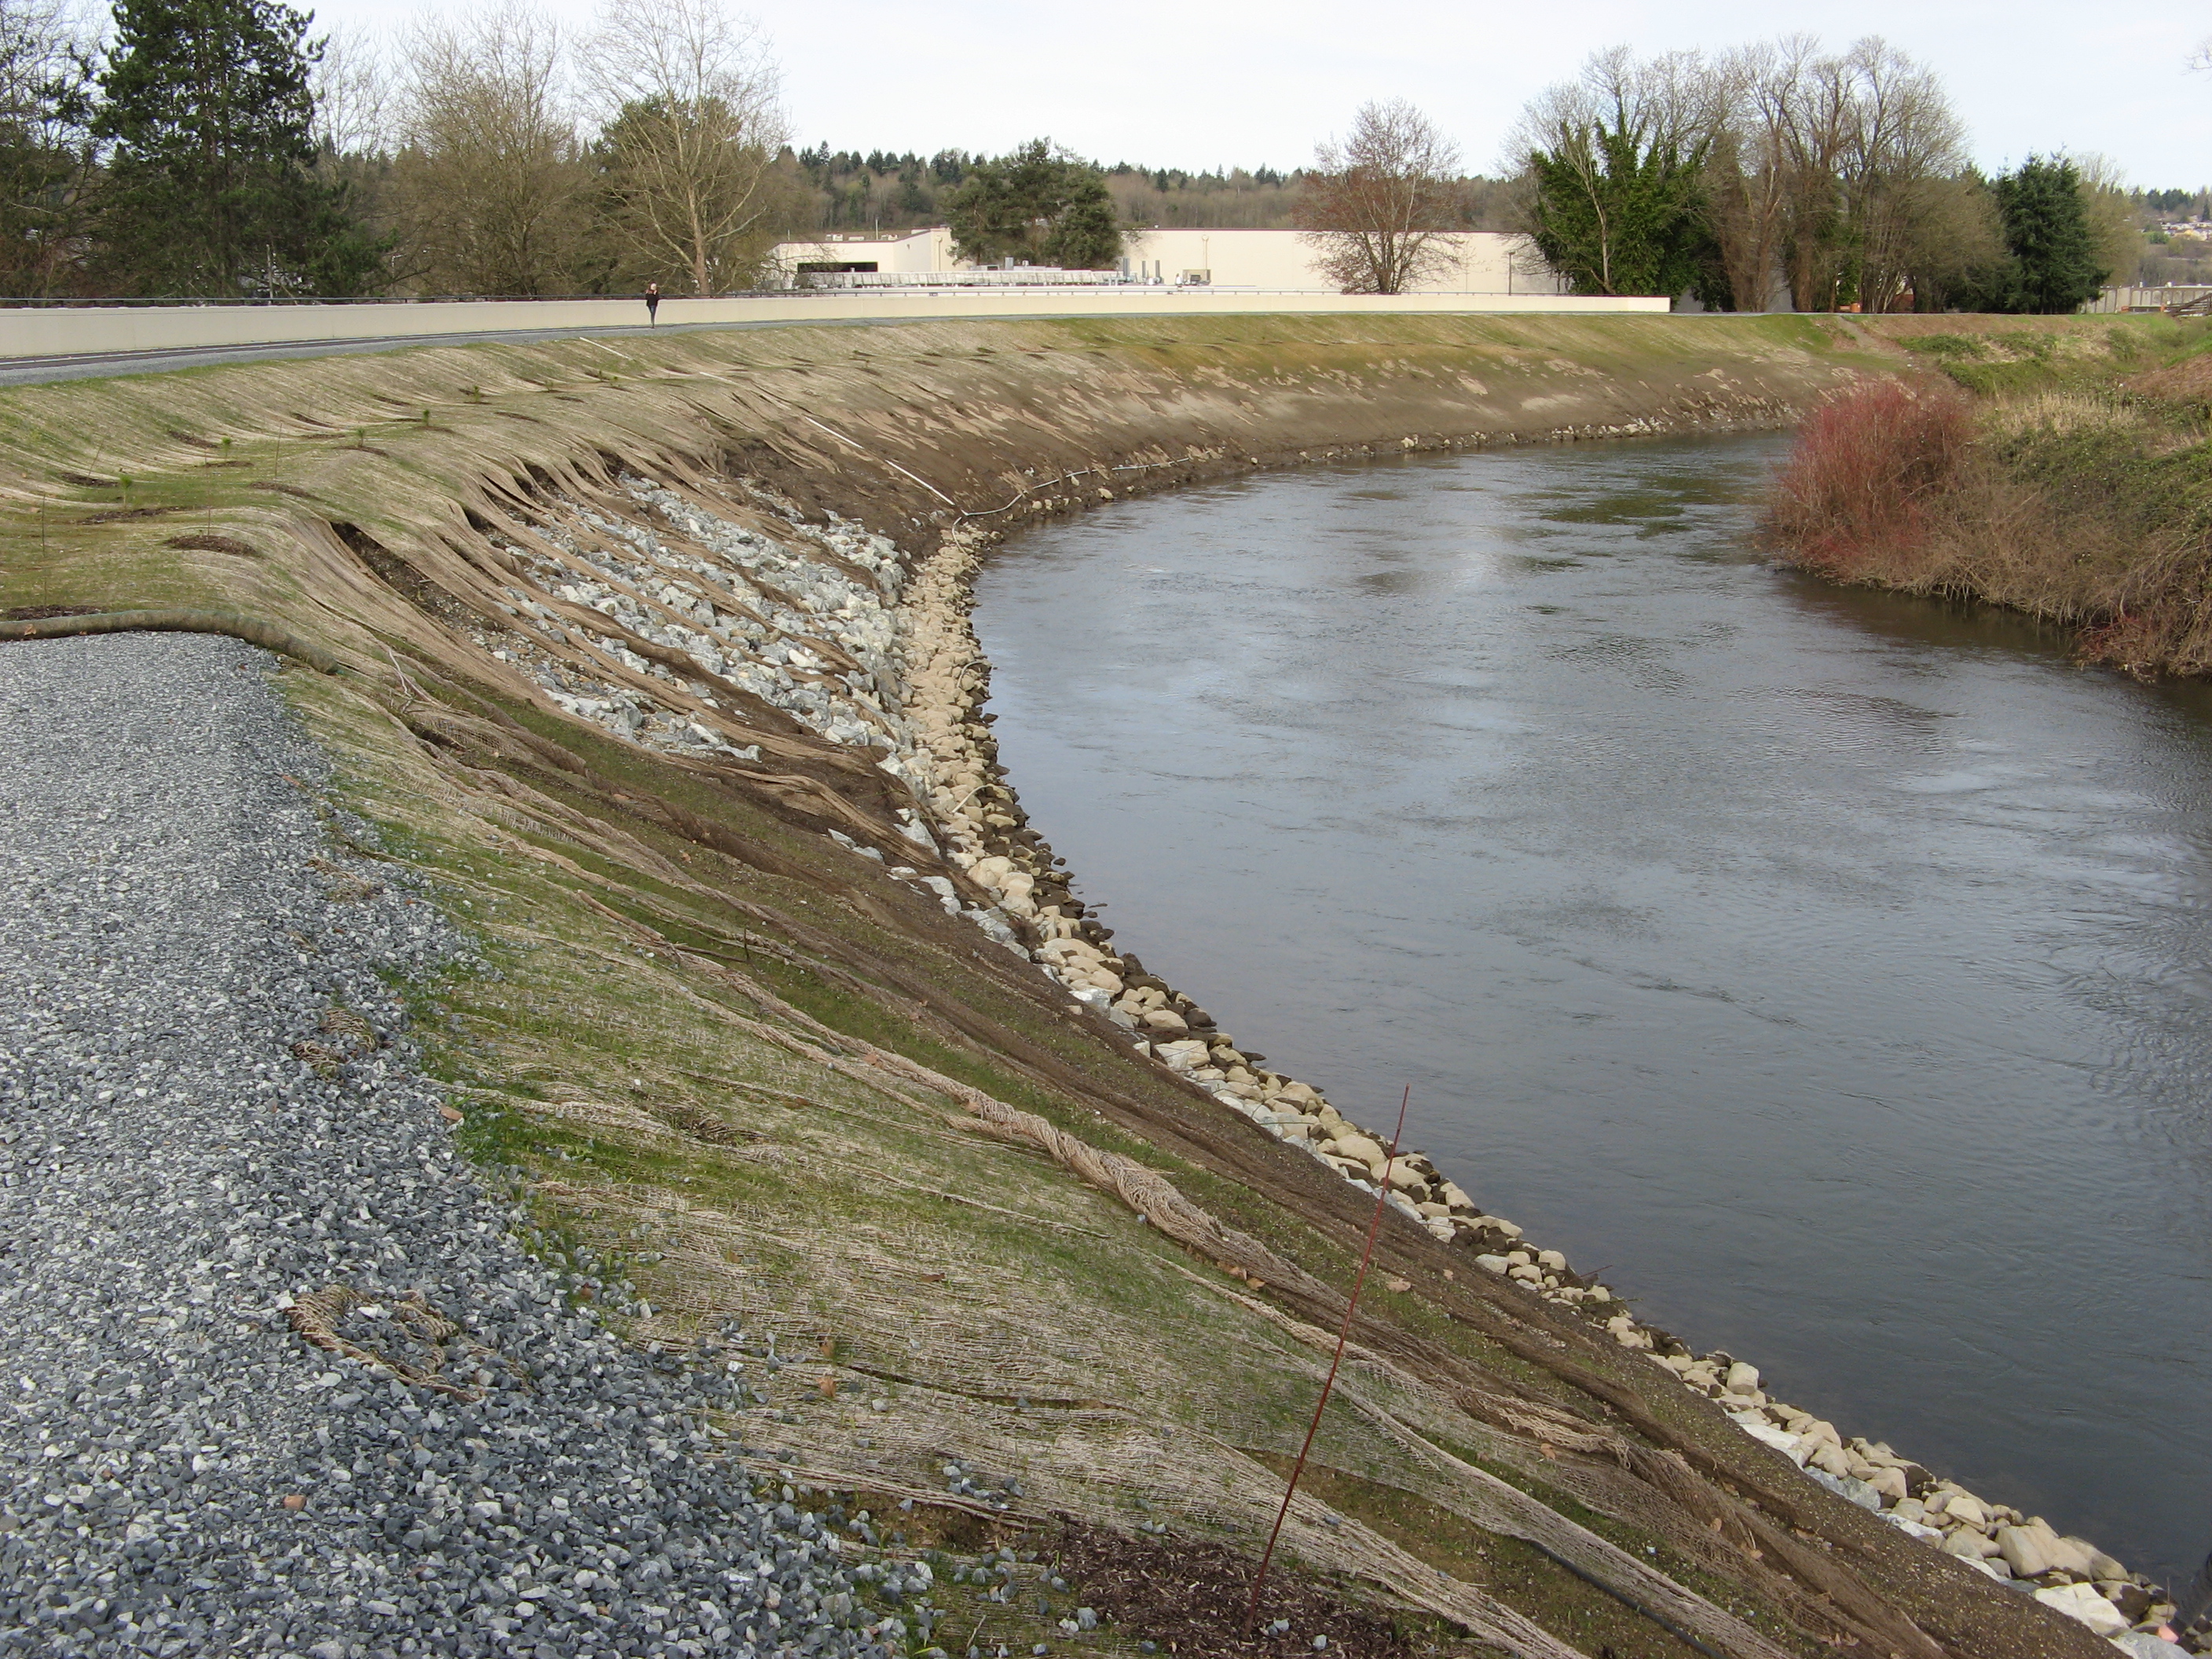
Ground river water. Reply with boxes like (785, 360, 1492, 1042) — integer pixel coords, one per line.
(970, 432, 2212, 1580)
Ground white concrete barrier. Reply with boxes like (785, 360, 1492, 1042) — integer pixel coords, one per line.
(0, 289, 1671, 361)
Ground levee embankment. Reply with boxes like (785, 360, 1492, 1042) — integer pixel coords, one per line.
(0, 313, 2129, 1657)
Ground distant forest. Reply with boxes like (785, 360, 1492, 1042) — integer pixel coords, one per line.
(789, 146, 1523, 235)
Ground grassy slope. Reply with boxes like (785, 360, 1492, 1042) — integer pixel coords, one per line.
(0, 313, 2114, 1659)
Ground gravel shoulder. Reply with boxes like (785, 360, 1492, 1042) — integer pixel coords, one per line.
(0, 633, 888, 1658)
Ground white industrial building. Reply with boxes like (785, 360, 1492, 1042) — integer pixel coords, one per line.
(769, 226, 1564, 295)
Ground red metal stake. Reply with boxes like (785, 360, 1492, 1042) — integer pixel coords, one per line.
(1245, 1084, 1412, 1631)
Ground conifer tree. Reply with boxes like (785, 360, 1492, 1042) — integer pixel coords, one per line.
(1524, 104, 1711, 298)
(943, 140, 1122, 269)
(1983, 156, 2107, 313)
(92, 0, 383, 295)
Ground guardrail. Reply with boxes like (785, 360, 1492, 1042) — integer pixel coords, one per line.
(0, 287, 1672, 362)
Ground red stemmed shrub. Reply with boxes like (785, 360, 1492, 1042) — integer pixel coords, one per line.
(1765, 379, 1975, 577)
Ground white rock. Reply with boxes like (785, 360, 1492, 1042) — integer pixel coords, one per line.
(1807, 1443, 1852, 1479)
(2032, 1583, 2127, 1639)
(1156, 1039, 1210, 1070)
(1474, 1254, 1511, 1275)
(1806, 1467, 1883, 1511)
(1384, 1156, 1427, 1192)
(1724, 1361, 1760, 1393)
(1536, 1249, 1566, 1271)
(1994, 1525, 2056, 1578)
(1734, 1417, 1810, 1467)
(1036, 936, 1104, 966)
(1866, 1466, 1909, 1504)
(1331, 1133, 1387, 1170)
(2045, 1535, 2100, 1579)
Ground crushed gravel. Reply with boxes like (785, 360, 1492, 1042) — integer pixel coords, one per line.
(0, 633, 901, 1657)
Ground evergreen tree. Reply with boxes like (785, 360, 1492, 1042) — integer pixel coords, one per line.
(1525, 111, 1712, 298)
(91, 0, 384, 295)
(943, 140, 1122, 269)
(1980, 156, 2107, 313)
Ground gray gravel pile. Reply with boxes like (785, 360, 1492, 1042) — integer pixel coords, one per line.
(0, 634, 901, 1658)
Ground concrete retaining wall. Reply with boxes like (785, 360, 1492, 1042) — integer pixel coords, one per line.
(1, 289, 1671, 360)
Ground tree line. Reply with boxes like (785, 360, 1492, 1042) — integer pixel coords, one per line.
(0, 1, 2167, 306)
(1506, 38, 2136, 312)
(0, 0, 794, 297)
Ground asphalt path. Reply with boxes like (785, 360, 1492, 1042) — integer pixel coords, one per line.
(0, 315, 934, 387)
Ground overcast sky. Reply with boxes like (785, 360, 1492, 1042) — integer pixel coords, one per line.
(316, 0, 2212, 189)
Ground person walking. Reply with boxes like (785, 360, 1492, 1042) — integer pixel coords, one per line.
(2159, 1547, 2212, 1643)
(645, 281, 660, 327)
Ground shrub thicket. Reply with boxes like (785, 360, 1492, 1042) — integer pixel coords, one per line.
(1763, 380, 1973, 576)
(1766, 364, 2212, 679)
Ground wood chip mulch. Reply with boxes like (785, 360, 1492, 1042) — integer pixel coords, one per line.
(1047, 1521, 1415, 1657)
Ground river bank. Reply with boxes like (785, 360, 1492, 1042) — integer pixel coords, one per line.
(1767, 315, 2212, 679)
(969, 435, 2212, 1649)
(0, 311, 2154, 1657)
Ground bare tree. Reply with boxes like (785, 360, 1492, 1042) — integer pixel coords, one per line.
(312, 24, 392, 163)
(0, 0, 97, 295)
(2073, 152, 2143, 289)
(389, 2, 590, 295)
(1831, 38, 1971, 311)
(1301, 99, 1463, 294)
(585, 0, 790, 295)
(1697, 38, 1807, 310)
(1692, 35, 1973, 312)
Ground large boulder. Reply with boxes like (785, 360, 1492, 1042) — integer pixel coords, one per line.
(1994, 1525, 2059, 1580)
